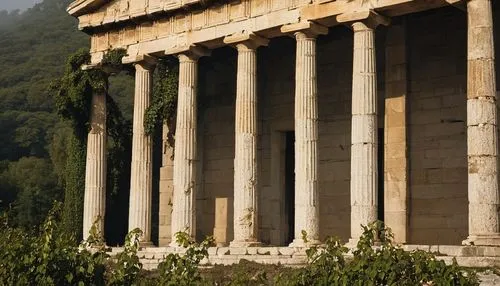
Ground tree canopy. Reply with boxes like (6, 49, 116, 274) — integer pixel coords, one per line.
(0, 0, 134, 233)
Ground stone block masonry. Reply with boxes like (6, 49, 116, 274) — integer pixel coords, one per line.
(407, 7, 468, 245)
(384, 19, 408, 244)
(74, 0, 500, 249)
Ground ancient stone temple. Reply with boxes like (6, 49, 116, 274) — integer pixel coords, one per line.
(69, 0, 500, 253)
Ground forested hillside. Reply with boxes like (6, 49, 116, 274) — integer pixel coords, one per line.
(0, 0, 134, 235)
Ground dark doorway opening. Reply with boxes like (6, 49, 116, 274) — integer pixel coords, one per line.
(284, 131, 295, 244)
(378, 128, 385, 221)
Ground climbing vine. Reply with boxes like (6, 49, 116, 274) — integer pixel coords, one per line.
(101, 48, 134, 74)
(144, 57, 179, 146)
(49, 48, 132, 240)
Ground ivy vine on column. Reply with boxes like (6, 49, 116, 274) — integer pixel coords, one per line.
(144, 57, 179, 146)
(49, 48, 131, 240)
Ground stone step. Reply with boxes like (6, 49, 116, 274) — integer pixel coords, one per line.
(108, 245, 500, 270)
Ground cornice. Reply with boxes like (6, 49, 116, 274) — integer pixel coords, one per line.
(67, 0, 109, 17)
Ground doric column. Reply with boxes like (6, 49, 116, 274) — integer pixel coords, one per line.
(282, 22, 327, 246)
(338, 11, 389, 244)
(464, 0, 500, 246)
(127, 55, 157, 244)
(170, 47, 209, 246)
(224, 33, 269, 247)
(83, 87, 107, 239)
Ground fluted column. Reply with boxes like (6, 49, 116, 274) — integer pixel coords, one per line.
(171, 54, 197, 241)
(129, 57, 156, 244)
(233, 45, 259, 246)
(294, 32, 320, 246)
(83, 89, 107, 239)
(349, 21, 378, 242)
(336, 11, 389, 244)
(224, 33, 268, 247)
(282, 22, 327, 246)
(464, 0, 500, 246)
(171, 47, 209, 246)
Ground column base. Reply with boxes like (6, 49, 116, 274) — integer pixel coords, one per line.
(229, 240, 262, 247)
(462, 234, 500, 246)
(289, 238, 321, 248)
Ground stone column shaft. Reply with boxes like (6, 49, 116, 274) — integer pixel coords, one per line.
(83, 90, 107, 239)
(232, 44, 260, 246)
(129, 61, 155, 243)
(465, 0, 500, 245)
(293, 32, 320, 246)
(350, 22, 378, 241)
(171, 54, 199, 242)
(280, 23, 327, 247)
(223, 33, 267, 247)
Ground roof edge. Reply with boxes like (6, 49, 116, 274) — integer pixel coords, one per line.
(67, 0, 108, 17)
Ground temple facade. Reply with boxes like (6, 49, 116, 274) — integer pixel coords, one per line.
(69, 0, 500, 248)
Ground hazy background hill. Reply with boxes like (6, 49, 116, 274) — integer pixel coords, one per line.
(0, 0, 134, 230)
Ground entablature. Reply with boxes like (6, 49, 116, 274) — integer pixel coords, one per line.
(73, 0, 464, 65)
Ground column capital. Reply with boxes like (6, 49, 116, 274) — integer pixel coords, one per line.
(122, 54, 158, 70)
(281, 21, 328, 38)
(167, 45, 211, 61)
(223, 32, 269, 50)
(337, 10, 390, 30)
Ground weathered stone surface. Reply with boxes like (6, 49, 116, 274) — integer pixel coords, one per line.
(465, 0, 500, 245)
(158, 123, 174, 246)
(76, 0, 500, 250)
(289, 27, 323, 247)
(349, 21, 378, 243)
(228, 34, 267, 247)
(229, 247, 248, 255)
(217, 247, 230, 256)
(171, 52, 201, 245)
(83, 90, 107, 238)
(214, 197, 230, 246)
(129, 60, 155, 243)
(278, 247, 297, 256)
(384, 22, 408, 244)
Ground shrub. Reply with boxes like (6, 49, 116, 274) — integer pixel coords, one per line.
(0, 202, 108, 285)
(107, 228, 144, 286)
(154, 232, 214, 285)
(0, 206, 482, 286)
(276, 221, 479, 286)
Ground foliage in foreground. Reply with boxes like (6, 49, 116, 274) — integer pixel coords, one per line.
(0, 203, 214, 285)
(0, 203, 107, 285)
(275, 222, 479, 285)
(0, 207, 480, 285)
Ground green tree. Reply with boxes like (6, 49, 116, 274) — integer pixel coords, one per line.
(0, 157, 61, 228)
(0, 0, 135, 242)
